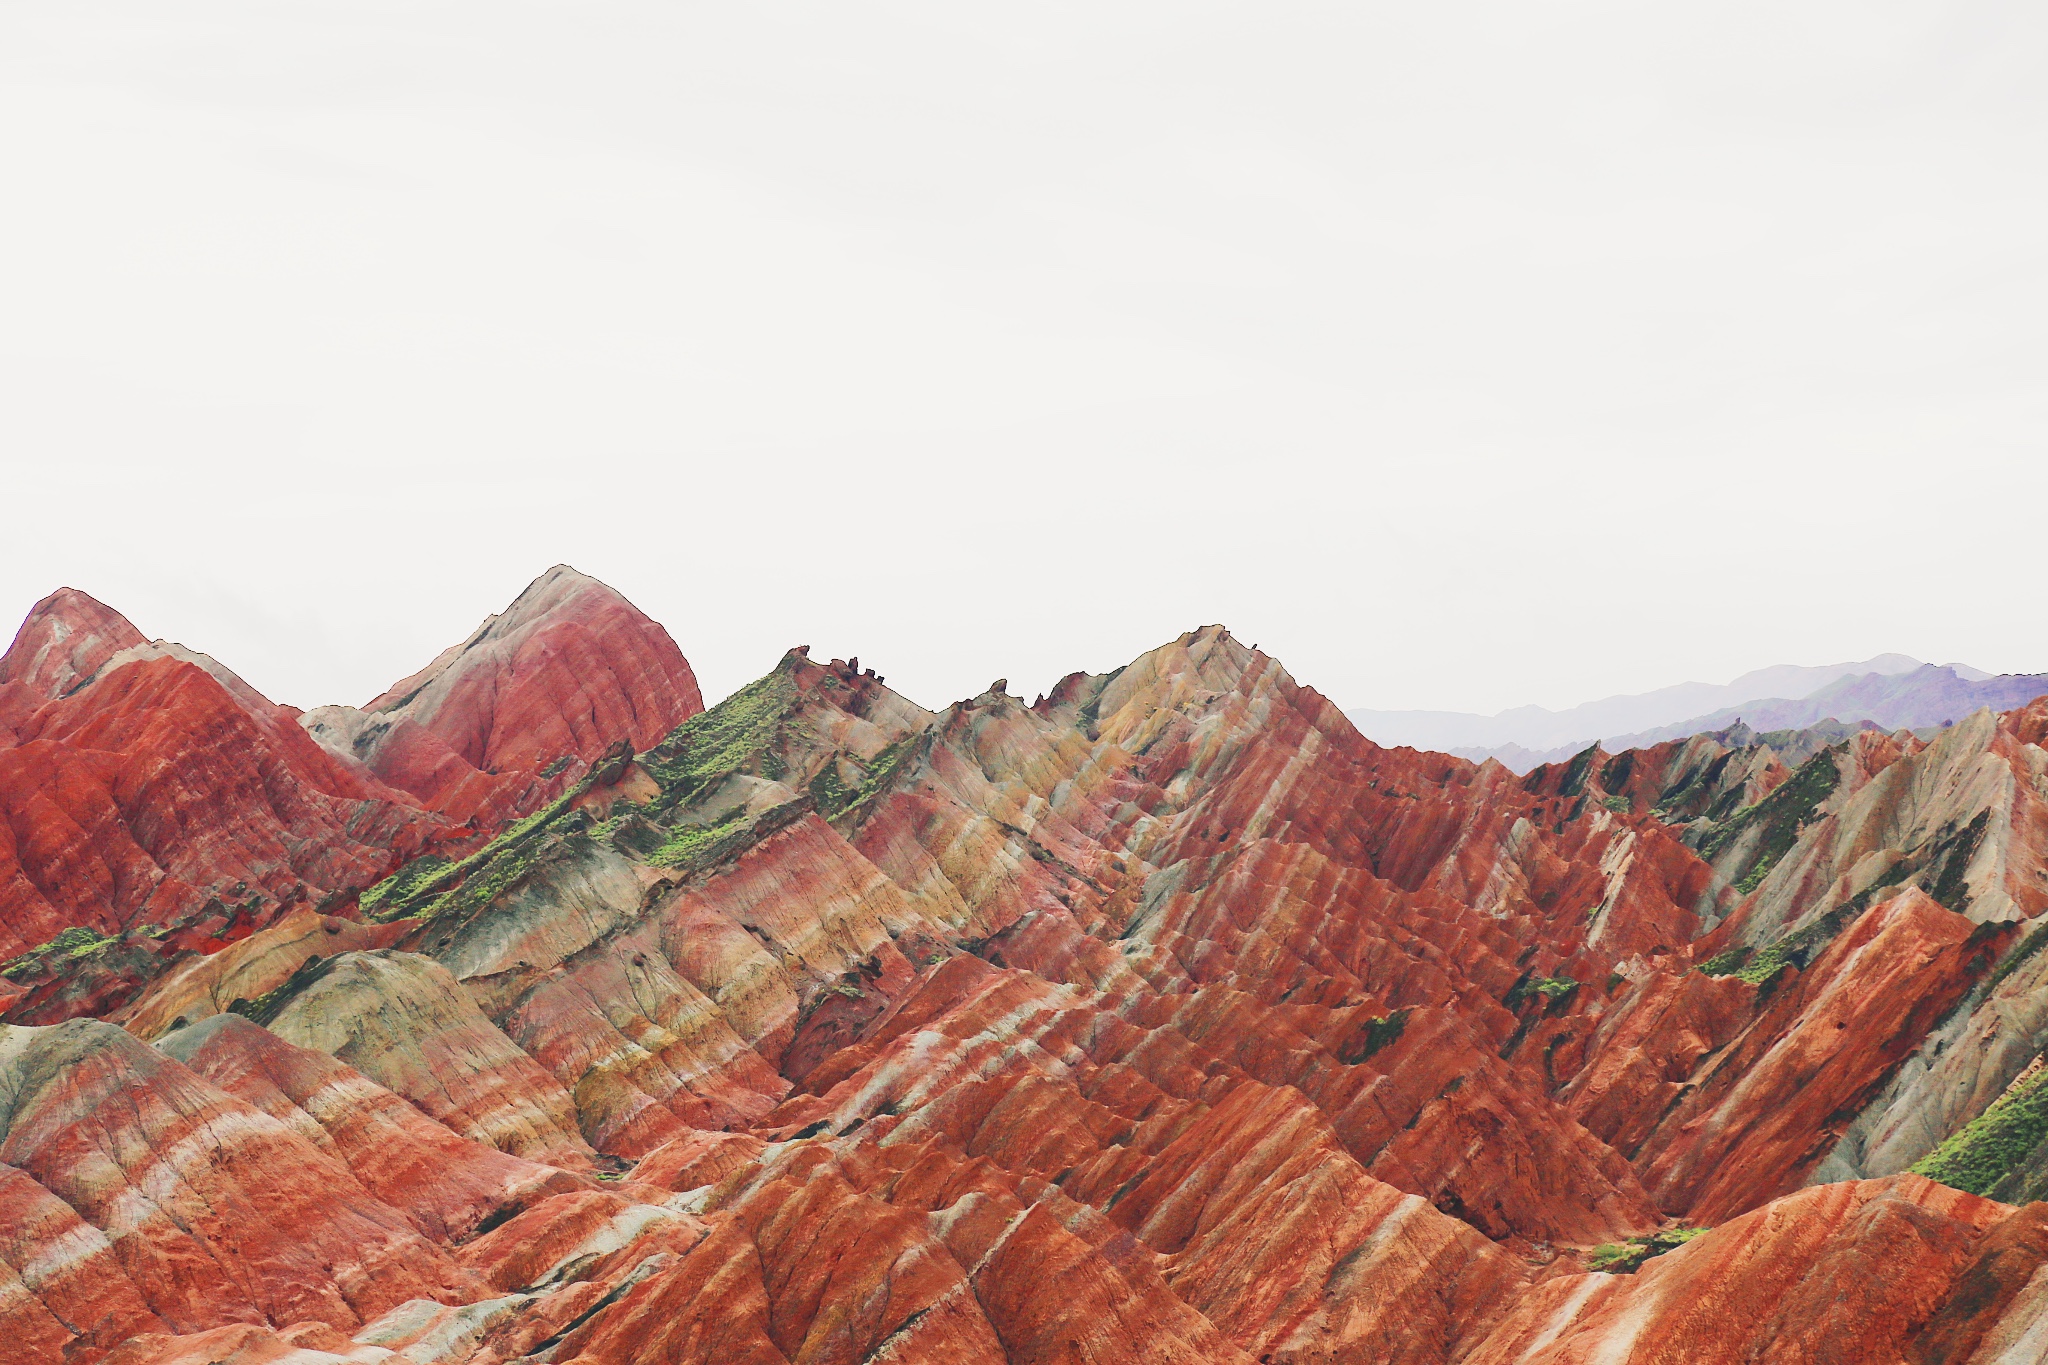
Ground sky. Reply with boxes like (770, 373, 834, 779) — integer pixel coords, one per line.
(2, 2, 2045, 718)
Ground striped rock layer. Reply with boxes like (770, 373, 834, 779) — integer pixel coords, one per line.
(0, 568, 701, 1022)
(5, 619, 2048, 1362)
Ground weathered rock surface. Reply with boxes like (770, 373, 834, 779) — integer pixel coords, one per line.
(302, 565, 703, 826)
(1, 570, 708, 1027)
(0, 588, 146, 738)
(0, 586, 465, 992)
(16, 612, 2048, 1363)
(0, 1017, 479, 1356)
(156, 1012, 584, 1242)
(257, 950, 599, 1170)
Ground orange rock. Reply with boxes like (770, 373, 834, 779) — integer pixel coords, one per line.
(0, 1018, 478, 1341)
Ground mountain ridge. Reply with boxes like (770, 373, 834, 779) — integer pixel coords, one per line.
(1348, 653, 1932, 753)
(8, 595, 2048, 1361)
(1356, 659, 2048, 773)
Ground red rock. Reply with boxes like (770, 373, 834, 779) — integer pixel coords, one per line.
(455, 1189, 695, 1294)
(0, 1017, 477, 1343)
(0, 1161, 164, 1363)
(1633, 888, 1993, 1222)
(304, 566, 703, 825)
(0, 643, 445, 962)
(0, 588, 145, 738)
(22, 616, 2048, 1363)
(1461, 1175, 2021, 1364)
(157, 1012, 584, 1242)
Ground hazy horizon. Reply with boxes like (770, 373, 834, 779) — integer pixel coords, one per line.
(5, 4, 2045, 714)
(5, 568, 2033, 725)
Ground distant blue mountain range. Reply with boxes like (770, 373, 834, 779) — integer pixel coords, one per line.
(1350, 658, 2048, 772)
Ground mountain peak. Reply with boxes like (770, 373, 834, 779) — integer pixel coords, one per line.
(0, 587, 147, 701)
(342, 566, 702, 789)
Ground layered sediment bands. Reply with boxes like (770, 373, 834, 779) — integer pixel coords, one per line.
(156, 1013, 582, 1242)
(1462, 1176, 2035, 1365)
(1534, 701, 2048, 1201)
(0, 1162, 163, 1364)
(0, 588, 145, 735)
(27, 616, 2048, 1362)
(304, 565, 704, 825)
(0, 568, 711, 1027)
(0, 647, 443, 961)
(256, 950, 599, 1170)
(0, 1018, 477, 1350)
(1629, 890, 1994, 1220)
(113, 907, 410, 1041)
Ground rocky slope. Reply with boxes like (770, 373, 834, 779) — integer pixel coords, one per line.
(0, 568, 700, 1025)
(8, 612, 2048, 1363)
(301, 564, 703, 827)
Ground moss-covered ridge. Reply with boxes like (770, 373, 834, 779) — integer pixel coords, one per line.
(0, 925, 120, 980)
(1695, 747, 1844, 895)
(1913, 1059, 2048, 1197)
(360, 649, 921, 921)
(1586, 1225, 1708, 1274)
(638, 659, 803, 807)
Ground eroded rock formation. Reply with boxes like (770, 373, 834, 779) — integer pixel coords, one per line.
(0, 568, 700, 1025)
(7, 602, 2048, 1364)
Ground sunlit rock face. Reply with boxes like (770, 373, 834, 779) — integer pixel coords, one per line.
(10, 608, 2048, 1364)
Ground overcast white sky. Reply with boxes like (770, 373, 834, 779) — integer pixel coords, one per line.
(3, 3, 2045, 717)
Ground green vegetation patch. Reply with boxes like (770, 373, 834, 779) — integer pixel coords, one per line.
(1923, 810, 1990, 914)
(647, 806, 751, 871)
(1913, 1061, 2048, 1196)
(226, 952, 340, 1028)
(360, 854, 452, 918)
(809, 738, 913, 822)
(370, 786, 587, 922)
(1586, 1226, 1708, 1274)
(1341, 1007, 1411, 1064)
(1555, 745, 1600, 798)
(640, 666, 799, 804)
(1988, 918, 2048, 994)
(1696, 748, 1844, 894)
(1699, 900, 1860, 987)
(1505, 975, 1580, 1012)
(1694, 946, 1753, 978)
(0, 925, 118, 979)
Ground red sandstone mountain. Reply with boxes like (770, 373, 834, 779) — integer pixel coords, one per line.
(9, 616, 2048, 1362)
(301, 564, 703, 826)
(0, 590, 442, 971)
(0, 587, 146, 738)
(0, 568, 702, 1024)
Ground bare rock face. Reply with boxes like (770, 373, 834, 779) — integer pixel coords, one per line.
(0, 1017, 480, 1353)
(0, 615, 448, 966)
(303, 565, 704, 826)
(257, 949, 599, 1170)
(0, 587, 145, 736)
(156, 1012, 585, 1242)
(20, 616, 2048, 1363)
(0, 570, 712, 1027)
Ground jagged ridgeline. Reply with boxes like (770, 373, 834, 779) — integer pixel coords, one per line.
(360, 648, 930, 932)
(19, 601, 2048, 1364)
